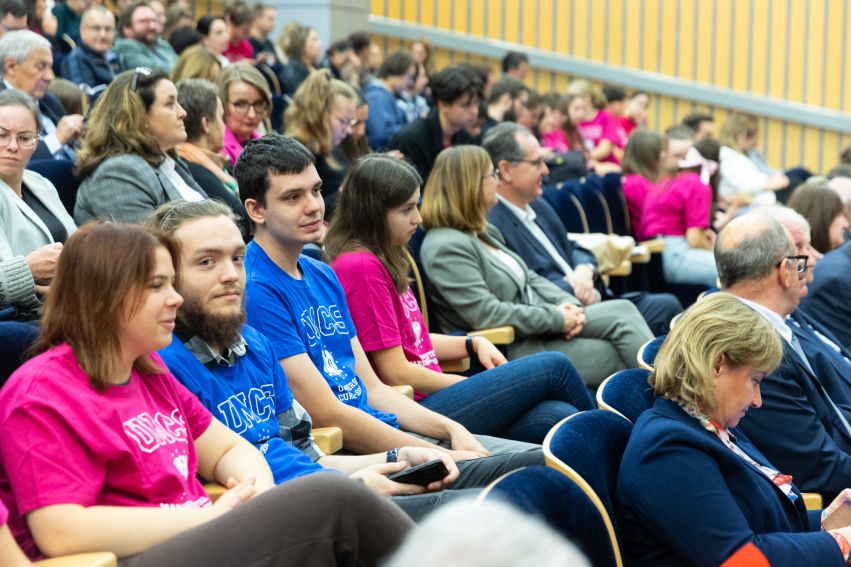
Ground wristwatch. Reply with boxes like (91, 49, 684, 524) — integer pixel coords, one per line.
(466, 335, 477, 357)
(386, 448, 399, 463)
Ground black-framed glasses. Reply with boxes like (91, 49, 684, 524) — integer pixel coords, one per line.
(512, 157, 546, 168)
(130, 67, 152, 92)
(777, 255, 808, 274)
(229, 100, 270, 115)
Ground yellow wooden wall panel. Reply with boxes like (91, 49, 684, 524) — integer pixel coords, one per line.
(572, 0, 588, 59)
(522, 0, 538, 48)
(802, 127, 822, 174)
(607, 0, 624, 68)
(730, 0, 749, 92)
(436, 0, 451, 30)
(713, 0, 732, 89)
(694, 0, 714, 84)
(823, 131, 840, 174)
(371, 0, 384, 17)
(589, 1, 606, 62)
(764, 120, 785, 170)
(787, 1, 806, 103)
(386, 1, 400, 19)
(504, 0, 520, 43)
(641, 0, 659, 72)
(487, 0, 502, 41)
(453, 0, 468, 33)
(823, 0, 843, 110)
(750, 0, 769, 97)
(658, 0, 677, 77)
(420, 0, 435, 26)
(623, 0, 640, 70)
(554, 0, 569, 55)
(677, 0, 695, 80)
(539, 0, 554, 52)
(402, 1, 417, 22)
(805, 0, 826, 108)
(469, 0, 485, 36)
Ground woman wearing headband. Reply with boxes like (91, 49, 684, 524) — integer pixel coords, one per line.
(642, 138, 721, 287)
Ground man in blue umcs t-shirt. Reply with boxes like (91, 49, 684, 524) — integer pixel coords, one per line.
(233, 135, 541, 471)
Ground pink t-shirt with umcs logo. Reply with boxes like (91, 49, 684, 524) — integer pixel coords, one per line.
(331, 251, 441, 401)
(578, 109, 622, 164)
(0, 344, 213, 560)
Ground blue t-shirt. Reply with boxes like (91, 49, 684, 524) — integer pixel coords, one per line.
(159, 325, 326, 484)
(244, 242, 399, 428)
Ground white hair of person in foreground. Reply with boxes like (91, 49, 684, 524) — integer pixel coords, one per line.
(384, 498, 590, 567)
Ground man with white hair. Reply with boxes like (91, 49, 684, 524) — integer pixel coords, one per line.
(0, 30, 83, 160)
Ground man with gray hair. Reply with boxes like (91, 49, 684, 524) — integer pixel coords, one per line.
(717, 213, 851, 500)
(0, 29, 83, 160)
(59, 6, 126, 100)
(484, 121, 681, 336)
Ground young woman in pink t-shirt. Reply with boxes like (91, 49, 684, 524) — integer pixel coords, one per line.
(325, 154, 592, 444)
(621, 130, 666, 240)
(0, 223, 410, 565)
(568, 79, 623, 165)
(642, 139, 721, 287)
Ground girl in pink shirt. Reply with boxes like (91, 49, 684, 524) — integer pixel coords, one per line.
(0, 222, 409, 565)
(621, 130, 666, 240)
(325, 154, 593, 444)
(568, 80, 623, 164)
(642, 139, 721, 287)
(538, 93, 570, 155)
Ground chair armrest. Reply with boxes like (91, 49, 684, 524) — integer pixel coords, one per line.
(802, 492, 823, 510)
(640, 239, 665, 253)
(313, 426, 343, 454)
(35, 553, 117, 567)
(442, 358, 471, 372)
(629, 245, 651, 264)
(393, 384, 415, 399)
(468, 326, 515, 345)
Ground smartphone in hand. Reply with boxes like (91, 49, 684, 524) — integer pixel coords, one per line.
(387, 459, 449, 486)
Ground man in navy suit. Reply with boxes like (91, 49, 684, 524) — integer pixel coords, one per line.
(717, 213, 851, 501)
(801, 240, 851, 351)
(483, 121, 681, 336)
(0, 30, 83, 161)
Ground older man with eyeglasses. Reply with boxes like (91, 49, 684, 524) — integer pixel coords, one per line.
(0, 29, 83, 161)
(114, 0, 177, 73)
(717, 212, 851, 502)
(60, 6, 127, 101)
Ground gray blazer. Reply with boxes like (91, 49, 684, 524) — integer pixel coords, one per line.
(74, 154, 208, 225)
(419, 224, 581, 338)
(0, 170, 77, 312)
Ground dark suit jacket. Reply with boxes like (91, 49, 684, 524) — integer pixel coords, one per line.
(487, 198, 598, 296)
(388, 110, 475, 182)
(618, 397, 841, 567)
(737, 308, 851, 501)
(800, 241, 851, 351)
(29, 92, 67, 162)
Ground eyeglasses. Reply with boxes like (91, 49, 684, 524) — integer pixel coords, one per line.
(229, 100, 270, 115)
(130, 67, 152, 93)
(482, 168, 499, 181)
(777, 255, 808, 274)
(331, 114, 357, 128)
(0, 130, 39, 149)
(512, 157, 546, 168)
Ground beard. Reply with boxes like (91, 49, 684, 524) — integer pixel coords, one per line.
(179, 293, 246, 353)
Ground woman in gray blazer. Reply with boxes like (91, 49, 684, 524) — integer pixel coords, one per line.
(0, 91, 76, 320)
(420, 145, 653, 387)
(74, 68, 209, 225)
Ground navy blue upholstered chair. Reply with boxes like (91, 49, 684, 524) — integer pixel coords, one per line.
(596, 368, 654, 423)
(637, 335, 666, 370)
(26, 159, 78, 216)
(479, 466, 614, 567)
(542, 182, 589, 233)
(577, 175, 613, 234)
(544, 410, 632, 567)
(0, 321, 39, 387)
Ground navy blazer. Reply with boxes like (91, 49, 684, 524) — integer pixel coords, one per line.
(486, 198, 598, 296)
(737, 308, 851, 501)
(801, 241, 851, 351)
(33, 93, 68, 162)
(617, 397, 842, 567)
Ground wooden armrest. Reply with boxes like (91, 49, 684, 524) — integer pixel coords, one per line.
(442, 358, 471, 372)
(393, 384, 414, 399)
(35, 553, 117, 567)
(605, 260, 632, 277)
(802, 492, 823, 510)
(203, 482, 227, 503)
(640, 239, 665, 253)
(468, 326, 515, 345)
(313, 426, 343, 454)
(630, 249, 651, 264)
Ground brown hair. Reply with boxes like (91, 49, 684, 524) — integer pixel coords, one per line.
(621, 130, 665, 182)
(421, 145, 493, 234)
(787, 183, 846, 254)
(719, 112, 759, 150)
(33, 222, 181, 390)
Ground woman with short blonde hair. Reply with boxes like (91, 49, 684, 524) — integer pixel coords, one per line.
(618, 292, 851, 566)
(216, 62, 272, 167)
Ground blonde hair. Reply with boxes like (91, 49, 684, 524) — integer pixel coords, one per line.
(421, 145, 493, 234)
(566, 78, 606, 109)
(285, 68, 357, 160)
(171, 45, 222, 83)
(719, 112, 759, 149)
(651, 293, 783, 412)
(217, 61, 272, 107)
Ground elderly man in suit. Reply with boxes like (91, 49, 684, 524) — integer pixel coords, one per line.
(0, 30, 83, 160)
(717, 213, 851, 501)
(483, 121, 681, 336)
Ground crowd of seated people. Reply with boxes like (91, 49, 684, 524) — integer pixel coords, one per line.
(4, 5, 851, 565)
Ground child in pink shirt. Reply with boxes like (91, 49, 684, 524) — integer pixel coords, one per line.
(620, 130, 667, 240)
(326, 154, 593, 444)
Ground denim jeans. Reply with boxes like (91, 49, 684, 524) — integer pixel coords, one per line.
(661, 235, 718, 287)
(420, 352, 594, 444)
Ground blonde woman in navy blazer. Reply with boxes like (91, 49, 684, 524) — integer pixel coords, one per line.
(617, 293, 850, 567)
(0, 91, 76, 318)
